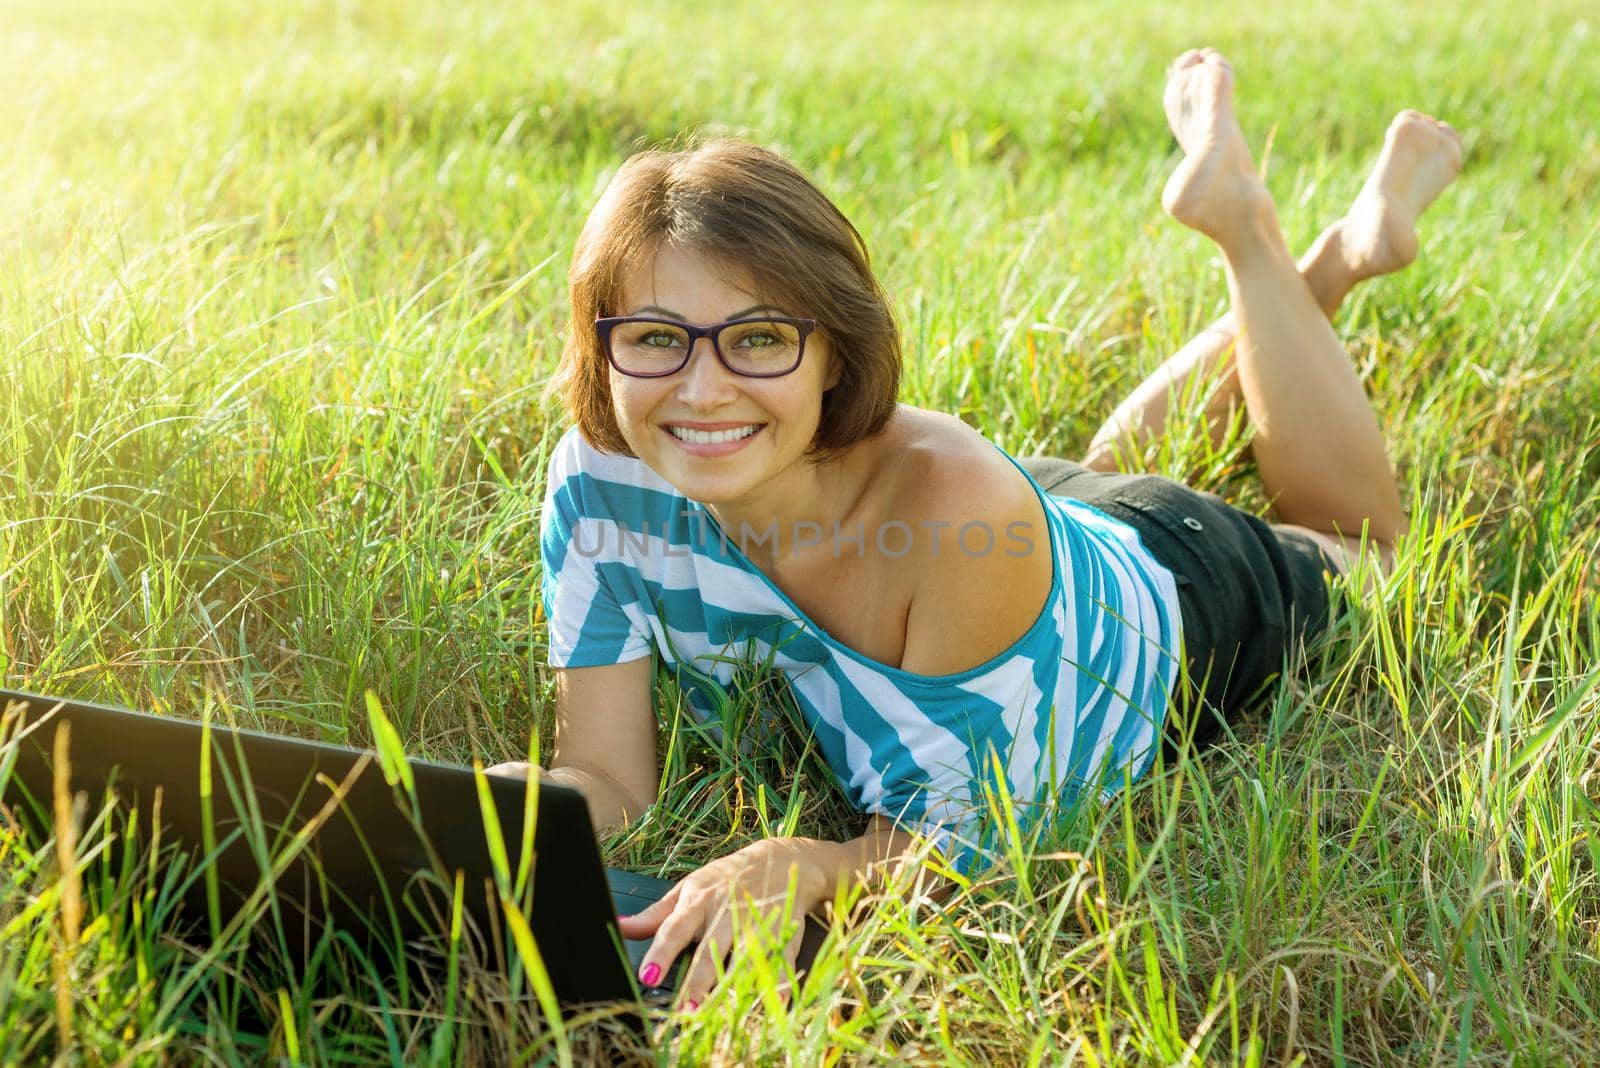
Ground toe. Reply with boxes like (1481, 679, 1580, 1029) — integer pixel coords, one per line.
(1168, 49, 1204, 76)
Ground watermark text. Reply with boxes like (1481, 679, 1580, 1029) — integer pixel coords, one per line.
(567, 508, 1040, 559)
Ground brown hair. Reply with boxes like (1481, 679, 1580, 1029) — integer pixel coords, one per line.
(547, 138, 900, 462)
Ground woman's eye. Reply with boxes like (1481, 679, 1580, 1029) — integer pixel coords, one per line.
(641, 331, 682, 347)
(734, 331, 778, 348)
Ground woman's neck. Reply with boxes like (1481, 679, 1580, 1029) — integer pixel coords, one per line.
(701, 447, 872, 572)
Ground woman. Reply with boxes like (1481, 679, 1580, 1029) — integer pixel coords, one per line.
(495, 49, 1462, 1007)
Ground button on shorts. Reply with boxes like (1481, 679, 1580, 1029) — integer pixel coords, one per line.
(1017, 456, 1342, 758)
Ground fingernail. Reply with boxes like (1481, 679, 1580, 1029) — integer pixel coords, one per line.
(639, 962, 661, 986)
(617, 913, 632, 920)
(686, 999, 699, 1011)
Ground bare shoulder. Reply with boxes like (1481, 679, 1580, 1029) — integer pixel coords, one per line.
(883, 410, 1055, 676)
(883, 410, 1031, 519)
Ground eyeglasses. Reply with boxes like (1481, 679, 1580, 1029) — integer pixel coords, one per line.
(595, 315, 818, 378)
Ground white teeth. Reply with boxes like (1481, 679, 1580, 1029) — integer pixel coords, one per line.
(667, 424, 761, 445)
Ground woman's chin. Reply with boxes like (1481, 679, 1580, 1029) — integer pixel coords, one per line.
(668, 476, 752, 507)
(647, 447, 770, 500)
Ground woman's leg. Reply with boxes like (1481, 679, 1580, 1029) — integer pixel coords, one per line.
(1142, 49, 1460, 572)
(1082, 227, 1373, 473)
(1085, 101, 1462, 481)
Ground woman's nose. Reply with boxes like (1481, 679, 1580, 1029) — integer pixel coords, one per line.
(675, 338, 739, 407)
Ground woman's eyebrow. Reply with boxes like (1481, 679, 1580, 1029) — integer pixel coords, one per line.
(626, 303, 786, 320)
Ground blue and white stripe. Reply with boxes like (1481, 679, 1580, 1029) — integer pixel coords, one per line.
(539, 426, 1182, 872)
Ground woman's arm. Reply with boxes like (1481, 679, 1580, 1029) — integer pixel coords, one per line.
(785, 814, 929, 905)
(490, 657, 658, 836)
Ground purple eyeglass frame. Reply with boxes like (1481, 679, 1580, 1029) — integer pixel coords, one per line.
(594, 315, 818, 378)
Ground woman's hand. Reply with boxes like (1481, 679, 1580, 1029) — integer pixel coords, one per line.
(618, 837, 838, 1009)
(480, 762, 650, 838)
(483, 761, 535, 779)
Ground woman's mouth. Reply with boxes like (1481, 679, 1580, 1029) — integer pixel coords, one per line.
(663, 422, 765, 455)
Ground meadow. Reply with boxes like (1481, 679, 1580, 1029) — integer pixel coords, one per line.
(1, 0, 1598, 1062)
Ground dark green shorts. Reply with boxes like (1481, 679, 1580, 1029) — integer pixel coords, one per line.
(1017, 456, 1341, 758)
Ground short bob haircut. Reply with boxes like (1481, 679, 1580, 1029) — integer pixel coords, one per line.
(548, 138, 900, 463)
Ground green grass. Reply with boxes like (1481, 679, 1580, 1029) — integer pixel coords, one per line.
(2, 0, 1598, 1061)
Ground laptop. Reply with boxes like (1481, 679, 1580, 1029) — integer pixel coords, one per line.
(0, 688, 824, 1010)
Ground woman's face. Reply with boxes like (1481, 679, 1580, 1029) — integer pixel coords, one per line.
(608, 243, 841, 505)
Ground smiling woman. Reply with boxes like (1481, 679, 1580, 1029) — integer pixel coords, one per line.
(551, 138, 901, 466)
(494, 48, 1461, 1011)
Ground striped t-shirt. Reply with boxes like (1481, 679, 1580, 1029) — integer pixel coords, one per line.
(539, 425, 1182, 872)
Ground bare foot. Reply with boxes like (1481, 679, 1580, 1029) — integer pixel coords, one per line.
(1339, 110, 1464, 280)
(1160, 49, 1275, 248)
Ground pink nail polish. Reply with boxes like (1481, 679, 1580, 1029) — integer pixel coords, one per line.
(640, 962, 661, 986)
(686, 999, 699, 1011)
(617, 913, 632, 920)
